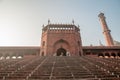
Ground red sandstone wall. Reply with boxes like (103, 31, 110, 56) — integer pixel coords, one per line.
(40, 25, 83, 56)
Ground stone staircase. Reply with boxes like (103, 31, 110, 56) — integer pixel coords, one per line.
(0, 56, 120, 80)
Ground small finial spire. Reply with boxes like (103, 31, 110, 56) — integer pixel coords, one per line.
(78, 25, 80, 28)
(99, 40, 103, 46)
(48, 19, 50, 24)
(42, 24, 44, 28)
(72, 19, 74, 25)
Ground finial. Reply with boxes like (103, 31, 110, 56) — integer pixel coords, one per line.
(42, 24, 44, 28)
(99, 40, 103, 46)
(72, 19, 74, 25)
(48, 19, 50, 24)
(78, 25, 80, 28)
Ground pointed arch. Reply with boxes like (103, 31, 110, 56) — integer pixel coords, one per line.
(53, 39, 70, 55)
(53, 39, 70, 46)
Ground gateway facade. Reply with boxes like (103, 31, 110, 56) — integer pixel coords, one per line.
(40, 23, 83, 56)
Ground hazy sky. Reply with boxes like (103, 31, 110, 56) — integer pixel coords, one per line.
(0, 0, 120, 46)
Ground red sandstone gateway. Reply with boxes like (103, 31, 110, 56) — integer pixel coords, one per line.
(40, 23, 83, 56)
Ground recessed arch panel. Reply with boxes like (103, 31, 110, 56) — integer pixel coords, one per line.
(53, 39, 70, 55)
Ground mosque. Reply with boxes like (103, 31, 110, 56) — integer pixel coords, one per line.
(0, 13, 120, 58)
(0, 13, 120, 80)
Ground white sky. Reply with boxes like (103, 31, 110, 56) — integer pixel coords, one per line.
(0, 0, 120, 46)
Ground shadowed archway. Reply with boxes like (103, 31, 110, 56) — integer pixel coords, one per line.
(56, 48, 66, 56)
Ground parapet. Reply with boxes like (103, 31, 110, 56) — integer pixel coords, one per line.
(42, 23, 80, 33)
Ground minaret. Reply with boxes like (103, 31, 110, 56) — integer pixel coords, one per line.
(98, 13, 114, 46)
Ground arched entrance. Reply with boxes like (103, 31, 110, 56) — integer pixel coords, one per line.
(56, 48, 66, 56)
(41, 52, 44, 56)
